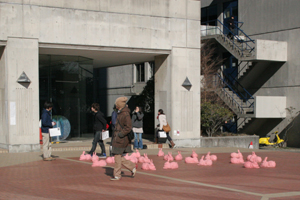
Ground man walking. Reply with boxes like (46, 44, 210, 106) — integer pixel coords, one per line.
(111, 97, 136, 181)
(87, 103, 107, 158)
(41, 101, 56, 161)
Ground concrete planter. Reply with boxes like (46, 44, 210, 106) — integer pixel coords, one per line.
(173, 135, 259, 149)
(200, 135, 259, 149)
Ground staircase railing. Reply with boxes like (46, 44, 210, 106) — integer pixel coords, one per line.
(213, 73, 244, 114)
(214, 73, 254, 114)
(201, 19, 255, 57)
(222, 71, 254, 104)
(234, 61, 252, 79)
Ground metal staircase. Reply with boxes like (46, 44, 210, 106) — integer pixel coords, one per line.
(213, 73, 254, 117)
(202, 19, 287, 133)
(202, 21, 257, 131)
(202, 19, 255, 61)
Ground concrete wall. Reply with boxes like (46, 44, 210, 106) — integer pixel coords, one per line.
(255, 40, 287, 62)
(200, 135, 259, 149)
(0, 0, 200, 50)
(255, 96, 286, 118)
(0, 46, 8, 146)
(201, 0, 300, 147)
(155, 47, 201, 146)
(238, 0, 300, 146)
(0, 38, 40, 152)
(96, 64, 133, 116)
(0, 0, 201, 151)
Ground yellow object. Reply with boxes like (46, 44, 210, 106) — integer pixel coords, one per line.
(259, 131, 285, 147)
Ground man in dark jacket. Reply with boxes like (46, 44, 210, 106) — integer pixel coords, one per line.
(111, 97, 136, 181)
(86, 103, 107, 158)
(41, 101, 56, 161)
(227, 16, 235, 39)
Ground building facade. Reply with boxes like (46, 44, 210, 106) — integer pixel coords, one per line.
(201, 0, 300, 147)
(0, 0, 201, 152)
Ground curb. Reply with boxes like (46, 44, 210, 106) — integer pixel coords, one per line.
(52, 144, 170, 152)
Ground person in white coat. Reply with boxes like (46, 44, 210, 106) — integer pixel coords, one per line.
(156, 109, 175, 148)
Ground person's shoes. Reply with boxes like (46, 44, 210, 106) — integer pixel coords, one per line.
(110, 176, 121, 181)
(51, 155, 59, 158)
(98, 153, 106, 158)
(170, 140, 176, 149)
(131, 166, 137, 177)
(43, 157, 53, 161)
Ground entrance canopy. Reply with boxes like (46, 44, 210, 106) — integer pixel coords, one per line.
(39, 44, 170, 68)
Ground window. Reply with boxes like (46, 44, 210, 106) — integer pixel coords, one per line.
(136, 63, 145, 82)
(201, 5, 218, 26)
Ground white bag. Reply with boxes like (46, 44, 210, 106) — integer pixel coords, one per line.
(101, 130, 109, 140)
(158, 131, 167, 138)
(49, 128, 61, 137)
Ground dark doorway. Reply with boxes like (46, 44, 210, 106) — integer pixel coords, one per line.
(39, 55, 94, 139)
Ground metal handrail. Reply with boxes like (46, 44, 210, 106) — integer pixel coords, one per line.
(214, 74, 245, 114)
(215, 73, 254, 113)
(222, 71, 254, 102)
(201, 19, 255, 56)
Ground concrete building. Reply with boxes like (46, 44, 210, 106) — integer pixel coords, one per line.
(0, 0, 201, 152)
(201, 0, 300, 147)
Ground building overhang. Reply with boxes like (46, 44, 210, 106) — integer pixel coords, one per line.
(39, 43, 171, 68)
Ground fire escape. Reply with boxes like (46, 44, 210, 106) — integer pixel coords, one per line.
(201, 19, 287, 134)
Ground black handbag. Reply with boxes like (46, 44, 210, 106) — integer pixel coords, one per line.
(127, 130, 134, 141)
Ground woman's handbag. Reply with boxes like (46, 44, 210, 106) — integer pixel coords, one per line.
(158, 131, 167, 138)
(162, 123, 171, 133)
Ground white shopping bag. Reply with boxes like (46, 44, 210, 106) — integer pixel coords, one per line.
(158, 131, 167, 138)
(49, 127, 61, 137)
(101, 130, 109, 140)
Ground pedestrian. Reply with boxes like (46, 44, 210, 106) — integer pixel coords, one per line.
(132, 106, 144, 150)
(111, 97, 136, 181)
(227, 16, 235, 39)
(86, 103, 107, 158)
(156, 109, 176, 148)
(110, 104, 118, 156)
(41, 101, 56, 161)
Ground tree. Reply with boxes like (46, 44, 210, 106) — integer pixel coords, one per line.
(201, 39, 224, 104)
(135, 76, 154, 113)
(201, 102, 234, 137)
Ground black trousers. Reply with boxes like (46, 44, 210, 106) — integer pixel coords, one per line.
(90, 131, 106, 154)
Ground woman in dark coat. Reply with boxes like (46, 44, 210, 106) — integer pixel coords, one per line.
(132, 106, 144, 150)
(111, 97, 136, 181)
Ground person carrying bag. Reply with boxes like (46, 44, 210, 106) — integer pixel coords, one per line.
(156, 109, 176, 148)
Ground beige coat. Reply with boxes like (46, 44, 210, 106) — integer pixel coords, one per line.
(158, 114, 167, 130)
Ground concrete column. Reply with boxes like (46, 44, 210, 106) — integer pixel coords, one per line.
(155, 47, 201, 147)
(0, 37, 39, 152)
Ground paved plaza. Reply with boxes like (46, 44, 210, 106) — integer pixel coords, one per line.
(0, 141, 300, 200)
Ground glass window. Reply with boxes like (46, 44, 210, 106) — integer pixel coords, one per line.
(201, 5, 218, 26)
(136, 63, 145, 82)
(39, 55, 94, 139)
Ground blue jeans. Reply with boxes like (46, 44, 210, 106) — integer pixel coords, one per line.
(133, 132, 143, 149)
